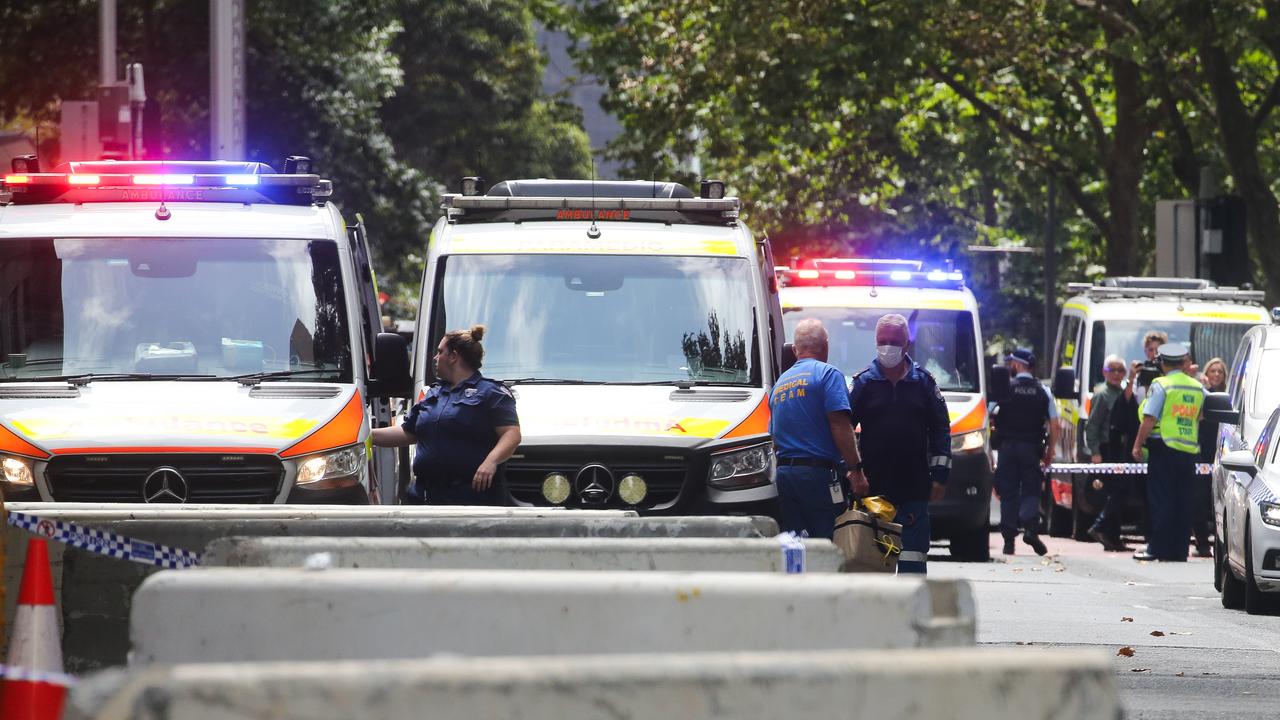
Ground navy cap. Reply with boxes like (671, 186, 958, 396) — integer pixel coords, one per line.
(1157, 342, 1189, 363)
(1005, 347, 1036, 367)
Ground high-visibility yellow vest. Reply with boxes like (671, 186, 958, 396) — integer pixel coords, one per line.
(1140, 371, 1204, 454)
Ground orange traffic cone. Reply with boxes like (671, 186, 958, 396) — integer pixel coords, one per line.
(0, 539, 66, 719)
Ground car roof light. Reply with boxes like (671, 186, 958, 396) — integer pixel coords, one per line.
(132, 174, 194, 185)
(926, 270, 947, 282)
(67, 175, 100, 185)
(4, 174, 30, 184)
(797, 269, 820, 279)
(889, 271, 912, 281)
(224, 174, 259, 185)
(834, 270, 856, 280)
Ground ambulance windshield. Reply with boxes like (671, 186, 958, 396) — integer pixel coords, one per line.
(0, 238, 353, 382)
(432, 254, 759, 385)
(1087, 319, 1251, 381)
(783, 307, 980, 392)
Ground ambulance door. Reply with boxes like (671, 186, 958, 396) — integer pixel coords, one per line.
(756, 234, 785, 382)
(349, 216, 396, 504)
(1051, 312, 1085, 462)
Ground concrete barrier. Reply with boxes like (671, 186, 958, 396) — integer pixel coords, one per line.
(69, 649, 1120, 720)
(203, 536, 843, 572)
(3, 511, 777, 671)
(130, 569, 973, 664)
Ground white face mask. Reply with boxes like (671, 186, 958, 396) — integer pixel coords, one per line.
(876, 345, 904, 368)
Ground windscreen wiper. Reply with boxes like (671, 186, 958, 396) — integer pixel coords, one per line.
(15, 373, 217, 386)
(499, 378, 603, 386)
(229, 369, 337, 386)
(604, 380, 747, 388)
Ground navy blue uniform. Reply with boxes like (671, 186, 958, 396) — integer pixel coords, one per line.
(848, 358, 951, 573)
(402, 372, 519, 505)
(993, 373, 1054, 542)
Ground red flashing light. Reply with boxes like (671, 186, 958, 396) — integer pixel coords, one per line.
(797, 269, 820, 279)
(67, 175, 100, 185)
(3, 174, 30, 184)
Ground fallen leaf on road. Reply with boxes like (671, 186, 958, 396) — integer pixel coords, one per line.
(1031, 567, 1042, 572)
(1176, 672, 1185, 677)
(1168, 631, 1193, 636)
(1202, 672, 1219, 676)
(1121, 617, 1134, 622)
(1150, 631, 1165, 637)
(1011, 568, 1023, 572)
(1117, 647, 1135, 657)
(1130, 668, 1150, 673)
(1054, 566, 1066, 572)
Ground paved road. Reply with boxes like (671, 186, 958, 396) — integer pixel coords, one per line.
(931, 534, 1280, 719)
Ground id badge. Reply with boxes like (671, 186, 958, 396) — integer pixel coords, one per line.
(828, 479, 844, 504)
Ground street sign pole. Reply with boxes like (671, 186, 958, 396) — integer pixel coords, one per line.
(210, 0, 246, 161)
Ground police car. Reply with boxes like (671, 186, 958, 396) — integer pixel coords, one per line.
(0, 157, 412, 504)
(1048, 277, 1268, 537)
(411, 178, 784, 514)
(1204, 322, 1280, 613)
(777, 258, 993, 561)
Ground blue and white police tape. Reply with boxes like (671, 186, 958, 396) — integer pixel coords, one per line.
(1047, 462, 1214, 475)
(6, 510, 202, 569)
(776, 532, 807, 573)
(0, 664, 77, 687)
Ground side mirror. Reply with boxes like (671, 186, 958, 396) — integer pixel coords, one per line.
(1221, 448, 1258, 477)
(1203, 391, 1240, 426)
(781, 342, 797, 373)
(987, 364, 1011, 405)
(1051, 367, 1076, 400)
(369, 332, 412, 398)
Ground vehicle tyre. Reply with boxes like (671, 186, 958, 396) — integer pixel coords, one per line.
(1243, 523, 1277, 616)
(950, 527, 991, 562)
(1222, 518, 1246, 610)
(1213, 532, 1225, 593)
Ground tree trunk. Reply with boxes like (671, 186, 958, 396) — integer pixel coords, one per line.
(1100, 29, 1151, 276)
(1193, 4, 1280, 300)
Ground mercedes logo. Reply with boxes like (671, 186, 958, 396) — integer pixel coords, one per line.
(142, 467, 189, 503)
(574, 463, 615, 505)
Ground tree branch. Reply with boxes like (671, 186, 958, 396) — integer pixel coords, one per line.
(925, 65, 1112, 236)
(1068, 75, 1110, 157)
(1253, 76, 1280, 130)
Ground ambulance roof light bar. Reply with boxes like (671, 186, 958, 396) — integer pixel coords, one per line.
(442, 193, 742, 226)
(779, 265, 965, 290)
(1066, 281, 1265, 304)
(0, 157, 331, 207)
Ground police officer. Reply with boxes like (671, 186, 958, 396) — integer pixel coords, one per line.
(371, 324, 521, 505)
(1131, 343, 1203, 562)
(769, 318, 868, 538)
(1085, 354, 1139, 551)
(848, 314, 951, 574)
(992, 348, 1058, 556)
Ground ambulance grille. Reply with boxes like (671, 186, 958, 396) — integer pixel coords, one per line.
(504, 452, 689, 511)
(47, 454, 283, 503)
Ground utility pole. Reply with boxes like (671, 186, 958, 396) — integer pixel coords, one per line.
(99, 0, 116, 85)
(1043, 176, 1057, 374)
(210, 0, 246, 160)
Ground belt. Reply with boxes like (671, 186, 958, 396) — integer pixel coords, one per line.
(777, 457, 839, 469)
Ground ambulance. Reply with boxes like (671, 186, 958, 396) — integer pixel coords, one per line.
(413, 178, 784, 514)
(778, 258, 993, 560)
(0, 157, 412, 504)
(1047, 277, 1269, 537)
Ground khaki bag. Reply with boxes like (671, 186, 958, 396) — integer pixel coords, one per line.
(833, 497, 902, 573)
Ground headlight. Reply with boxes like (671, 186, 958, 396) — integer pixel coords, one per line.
(1262, 502, 1280, 527)
(951, 430, 985, 454)
(708, 442, 773, 490)
(296, 445, 363, 488)
(1, 455, 34, 486)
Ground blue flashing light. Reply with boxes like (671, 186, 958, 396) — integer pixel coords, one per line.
(889, 271, 912, 282)
(926, 270, 947, 282)
(225, 174, 259, 186)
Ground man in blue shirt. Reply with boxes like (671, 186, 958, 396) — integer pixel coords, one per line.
(769, 318, 867, 538)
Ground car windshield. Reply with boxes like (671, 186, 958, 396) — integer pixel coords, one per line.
(432, 254, 759, 385)
(0, 238, 353, 382)
(783, 307, 980, 392)
(1087, 319, 1254, 381)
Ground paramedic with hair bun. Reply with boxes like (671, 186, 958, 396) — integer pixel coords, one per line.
(371, 325, 521, 505)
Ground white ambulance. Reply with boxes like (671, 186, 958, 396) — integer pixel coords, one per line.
(0, 158, 411, 504)
(778, 258, 993, 560)
(413, 179, 784, 514)
(1047, 277, 1269, 537)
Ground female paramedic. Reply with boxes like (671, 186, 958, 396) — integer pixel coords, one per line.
(372, 325, 521, 505)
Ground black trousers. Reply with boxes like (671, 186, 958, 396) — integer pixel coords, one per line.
(1145, 439, 1193, 561)
(1092, 444, 1131, 536)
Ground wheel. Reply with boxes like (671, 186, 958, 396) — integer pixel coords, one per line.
(1222, 518, 1246, 610)
(1213, 532, 1225, 592)
(1243, 523, 1277, 616)
(950, 527, 991, 562)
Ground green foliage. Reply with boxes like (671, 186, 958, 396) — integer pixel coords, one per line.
(0, 0, 592, 302)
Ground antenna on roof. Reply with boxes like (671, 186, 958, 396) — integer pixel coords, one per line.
(587, 158, 601, 239)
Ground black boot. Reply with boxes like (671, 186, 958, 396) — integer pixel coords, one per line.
(1023, 530, 1048, 556)
(1002, 536, 1015, 555)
